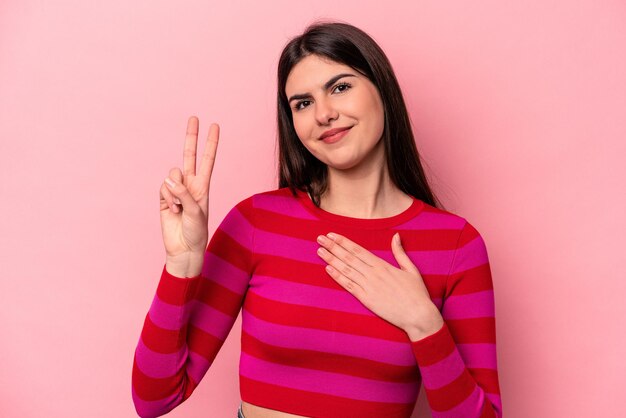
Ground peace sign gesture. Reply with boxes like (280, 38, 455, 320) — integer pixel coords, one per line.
(159, 116, 219, 277)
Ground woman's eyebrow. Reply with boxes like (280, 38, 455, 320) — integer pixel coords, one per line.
(288, 73, 356, 103)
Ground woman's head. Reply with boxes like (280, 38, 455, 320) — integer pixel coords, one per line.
(285, 53, 386, 173)
(277, 21, 442, 209)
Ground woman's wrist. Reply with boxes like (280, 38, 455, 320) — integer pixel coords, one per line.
(405, 308, 445, 342)
(166, 252, 205, 278)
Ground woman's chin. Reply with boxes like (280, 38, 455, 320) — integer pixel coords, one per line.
(324, 157, 362, 171)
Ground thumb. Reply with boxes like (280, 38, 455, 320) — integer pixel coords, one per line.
(169, 168, 184, 205)
(164, 175, 196, 211)
(391, 233, 418, 273)
(171, 167, 183, 183)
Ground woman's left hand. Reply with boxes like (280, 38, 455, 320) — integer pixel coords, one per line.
(316, 232, 444, 342)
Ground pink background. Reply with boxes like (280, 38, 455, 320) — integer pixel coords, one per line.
(1, 1, 625, 417)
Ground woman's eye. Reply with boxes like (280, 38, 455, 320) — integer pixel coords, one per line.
(294, 100, 310, 111)
(293, 83, 351, 112)
(333, 82, 352, 93)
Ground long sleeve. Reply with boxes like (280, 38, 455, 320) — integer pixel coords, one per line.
(131, 196, 256, 418)
(410, 221, 503, 417)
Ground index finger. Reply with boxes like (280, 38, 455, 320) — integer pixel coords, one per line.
(183, 116, 199, 177)
(326, 232, 381, 268)
(198, 122, 219, 180)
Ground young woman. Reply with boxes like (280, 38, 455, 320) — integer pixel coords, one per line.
(132, 21, 503, 418)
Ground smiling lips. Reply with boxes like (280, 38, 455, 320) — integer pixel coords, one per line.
(319, 126, 352, 143)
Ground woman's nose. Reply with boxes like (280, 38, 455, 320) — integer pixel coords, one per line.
(315, 98, 339, 124)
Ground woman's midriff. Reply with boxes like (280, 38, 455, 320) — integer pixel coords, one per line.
(241, 401, 309, 418)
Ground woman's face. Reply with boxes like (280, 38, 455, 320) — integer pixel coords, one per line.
(285, 54, 385, 171)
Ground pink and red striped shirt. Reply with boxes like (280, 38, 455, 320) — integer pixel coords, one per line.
(132, 187, 503, 417)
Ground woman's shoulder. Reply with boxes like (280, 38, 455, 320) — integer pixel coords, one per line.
(418, 199, 467, 223)
(251, 186, 295, 198)
(235, 187, 294, 203)
(415, 200, 486, 240)
(231, 186, 300, 211)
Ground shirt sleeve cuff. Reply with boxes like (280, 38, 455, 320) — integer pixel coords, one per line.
(156, 264, 202, 306)
(410, 321, 457, 366)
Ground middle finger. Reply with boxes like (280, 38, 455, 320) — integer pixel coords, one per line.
(198, 122, 219, 181)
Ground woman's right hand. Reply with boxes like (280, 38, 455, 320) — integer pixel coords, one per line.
(159, 116, 219, 276)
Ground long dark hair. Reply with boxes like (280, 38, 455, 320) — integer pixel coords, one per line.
(276, 20, 444, 210)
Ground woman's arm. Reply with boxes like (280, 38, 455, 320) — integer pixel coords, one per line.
(131, 197, 256, 418)
(410, 221, 503, 418)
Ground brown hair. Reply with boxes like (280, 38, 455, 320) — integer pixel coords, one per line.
(276, 20, 443, 209)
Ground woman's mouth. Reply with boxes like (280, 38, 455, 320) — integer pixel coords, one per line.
(321, 127, 351, 144)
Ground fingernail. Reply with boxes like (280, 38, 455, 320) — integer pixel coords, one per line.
(173, 197, 181, 204)
(327, 232, 337, 240)
(165, 178, 176, 188)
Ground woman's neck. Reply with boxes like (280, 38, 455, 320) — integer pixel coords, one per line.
(318, 161, 412, 219)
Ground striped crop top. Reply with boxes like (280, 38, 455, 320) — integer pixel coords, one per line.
(132, 187, 502, 417)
